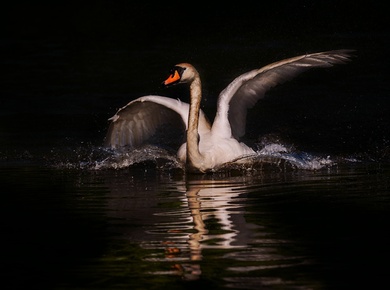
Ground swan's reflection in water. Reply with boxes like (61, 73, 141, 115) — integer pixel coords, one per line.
(104, 170, 314, 285)
(152, 179, 255, 281)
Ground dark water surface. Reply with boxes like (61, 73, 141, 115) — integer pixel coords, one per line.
(2, 163, 390, 289)
(2, 2, 390, 289)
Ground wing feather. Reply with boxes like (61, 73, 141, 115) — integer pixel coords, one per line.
(214, 49, 355, 139)
(105, 96, 187, 148)
(105, 95, 211, 149)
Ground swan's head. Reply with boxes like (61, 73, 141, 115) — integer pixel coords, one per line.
(162, 63, 198, 87)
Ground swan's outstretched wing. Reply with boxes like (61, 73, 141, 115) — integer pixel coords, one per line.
(213, 49, 354, 139)
(105, 95, 187, 148)
(105, 95, 211, 149)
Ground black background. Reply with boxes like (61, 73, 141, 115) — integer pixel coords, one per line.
(1, 1, 389, 159)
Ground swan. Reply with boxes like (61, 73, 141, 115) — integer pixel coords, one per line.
(105, 50, 354, 172)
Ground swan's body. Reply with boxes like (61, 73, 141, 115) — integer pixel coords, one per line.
(105, 50, 354, 172)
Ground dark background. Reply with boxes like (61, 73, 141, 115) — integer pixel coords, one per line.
(1, 1, 389, 160)
(2, 1, 388, 43)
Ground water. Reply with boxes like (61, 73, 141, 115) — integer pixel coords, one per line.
(2, 3, 390, 289)
(2, 162, 390, 289)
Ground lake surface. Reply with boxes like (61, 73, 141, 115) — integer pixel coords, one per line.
(2, 162, 390, 289)
(1, 4, 390, 288)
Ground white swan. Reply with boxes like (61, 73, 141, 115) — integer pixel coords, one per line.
(105, 50, 354, 172)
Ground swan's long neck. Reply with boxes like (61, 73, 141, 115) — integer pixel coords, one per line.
(186, 75, 205, 171)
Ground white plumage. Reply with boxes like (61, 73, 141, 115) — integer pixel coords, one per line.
(105, 50, 354, 172)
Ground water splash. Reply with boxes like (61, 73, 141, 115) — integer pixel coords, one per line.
(257, 143, 334, 170)
(46, 144, 182, 170)
(93, 146, 183, 170)
(52, 141, 336, 172)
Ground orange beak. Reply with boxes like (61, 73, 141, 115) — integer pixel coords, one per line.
(163, 70, 181, 86)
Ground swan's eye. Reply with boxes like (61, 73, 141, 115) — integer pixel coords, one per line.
(172, 66, 186, 77)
